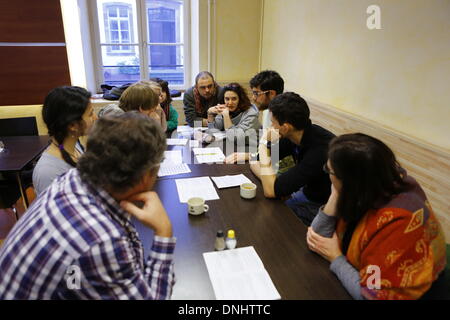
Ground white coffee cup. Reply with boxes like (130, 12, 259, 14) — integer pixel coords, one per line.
(240, 182, 257, 199)
(187, 197, 209, 215)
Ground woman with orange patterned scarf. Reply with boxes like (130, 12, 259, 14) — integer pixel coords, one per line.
(307, 133, 446, 300)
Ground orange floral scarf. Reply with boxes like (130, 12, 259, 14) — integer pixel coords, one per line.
(337, 185, 446, 300)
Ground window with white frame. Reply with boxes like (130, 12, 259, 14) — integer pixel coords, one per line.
(92, 0, 189, 89)
(104, 3, 134, 54)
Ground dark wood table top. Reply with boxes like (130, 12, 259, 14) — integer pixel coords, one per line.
(0, 135, 49, 172)
(134, 163, 351, 300)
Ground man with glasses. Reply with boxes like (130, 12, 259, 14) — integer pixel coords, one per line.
(250, 92, 335, 226)
(183, 71, 225, 127)
(225, 70, 284, 163)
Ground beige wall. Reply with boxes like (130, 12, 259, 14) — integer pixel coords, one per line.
(261, 0, 450, 151)
(212, 0, 262, 83)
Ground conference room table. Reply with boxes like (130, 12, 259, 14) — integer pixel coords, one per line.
(133, 142, 351, 300)
(0, 135, 49, 212)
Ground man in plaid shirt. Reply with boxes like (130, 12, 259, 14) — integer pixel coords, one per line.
(0, 112, 176, 299)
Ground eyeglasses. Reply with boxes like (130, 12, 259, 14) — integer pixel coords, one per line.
(323, 163, 336, 176)
(251, 90, 269, 97)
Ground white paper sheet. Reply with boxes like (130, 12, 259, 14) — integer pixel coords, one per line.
(158, 163, 191, 177)
(192, 147, 225, 163)
(211, 174, 252, 189)
(203, 246, 281, 300)
(162, 150, 183, 164)
(167, 138, 188, 146)
(175, 176, 220, 203)
(189, 140, 200, 148)
(158, 151, 191, 177)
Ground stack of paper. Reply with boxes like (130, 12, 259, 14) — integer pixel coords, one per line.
(203, 246, 281, 300)
(158, 150, 191, 177)
(167, 138, 188, 146)
(175, 176, 220, 203)
(211, 174, 252, 189)
(192, 147, 225, 163)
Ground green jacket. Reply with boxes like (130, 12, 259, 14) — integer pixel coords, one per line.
(166, 104, 179, 132)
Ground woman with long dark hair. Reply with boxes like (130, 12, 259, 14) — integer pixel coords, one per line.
(151, 78, 178, 136)
(206, 82, 259, 140)
(307, 133, 446, 300)
(33, 86, 96, 195)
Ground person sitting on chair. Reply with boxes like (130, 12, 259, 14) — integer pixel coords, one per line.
(33, 86, 96, 196)
(250, 92, 335, 226)
(307, 133, 446, 300)
(206, 82, 260, 143)
(0, 112, 176, 299)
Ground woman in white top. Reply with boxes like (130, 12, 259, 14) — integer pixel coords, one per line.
(33, 86, 96, 195)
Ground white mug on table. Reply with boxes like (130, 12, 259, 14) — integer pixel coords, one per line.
(187, 197, 209, 215)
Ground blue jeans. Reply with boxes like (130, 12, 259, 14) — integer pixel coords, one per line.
(285, 189, 321, 226)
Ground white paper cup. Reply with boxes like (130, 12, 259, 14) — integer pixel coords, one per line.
(240, 182, 257, 199)
(187, 197, 209, 215)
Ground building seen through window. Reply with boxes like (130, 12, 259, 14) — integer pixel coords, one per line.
(95, 0, 185, 87)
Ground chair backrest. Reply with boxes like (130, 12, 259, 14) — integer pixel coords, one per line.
(0, 117, 38, 136)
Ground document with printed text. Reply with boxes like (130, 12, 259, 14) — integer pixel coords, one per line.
(175, 176, 220, 203)
(211, 174, 252, 189)
(203, 246, 281, 300)
(192, 147, 225, 163)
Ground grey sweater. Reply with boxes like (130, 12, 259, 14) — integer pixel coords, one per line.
(207, 105, 260, 143)
(311, 208, 364, 300)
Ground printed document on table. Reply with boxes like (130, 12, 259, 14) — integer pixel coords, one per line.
(175, 176, 220, 203)
(192, 147, 225, 163)
(158, 163, 191, 177)
(158, 151, 191, 177)
(203, 246, 281, 300)
(211, 174, 252, 189)
(167, 138, 188, 146)
(162, 150, 183, 164)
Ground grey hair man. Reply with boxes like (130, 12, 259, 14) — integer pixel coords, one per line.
(0, 112, 176, 299)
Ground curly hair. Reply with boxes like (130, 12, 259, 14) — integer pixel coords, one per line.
(78, 112, 166, 193)
(219, 82, 252, 112)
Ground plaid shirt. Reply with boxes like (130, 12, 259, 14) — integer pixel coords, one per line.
(0, 169, 176, 299)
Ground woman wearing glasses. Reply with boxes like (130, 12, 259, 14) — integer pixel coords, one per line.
(307, 133, 447, 300)
(206, 82, 260, 142)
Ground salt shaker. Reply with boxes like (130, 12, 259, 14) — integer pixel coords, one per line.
(225, 229, 237, 249)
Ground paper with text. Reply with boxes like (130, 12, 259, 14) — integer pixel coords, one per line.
(175, 176, 220, 203)
(158, 151, 190, 177)
(211, 174, 252, 189)
(203, 246, 281, 300)
(192, 147, 225, 163)
(167, 138, 188, 146)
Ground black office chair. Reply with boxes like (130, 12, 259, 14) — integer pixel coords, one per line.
(0, 179, 21, 221)
(0, 117, 38, 136)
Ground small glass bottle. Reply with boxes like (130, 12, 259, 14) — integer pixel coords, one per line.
(215, 230, 226, 251)
(225, 229, 237, 249)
